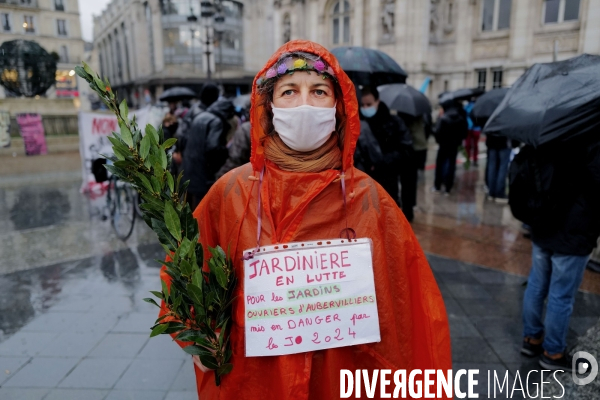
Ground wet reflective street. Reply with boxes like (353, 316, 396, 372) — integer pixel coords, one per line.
(0, 151, 599, 399)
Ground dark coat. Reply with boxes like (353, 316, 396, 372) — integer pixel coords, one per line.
(354, 101, 412, 201)
(532, 141, 600, 255)
(181, 99, 234, 196)
(215, 121, 251, 179)
(355, 101, 411, 172)
(434, 107, 468, 148)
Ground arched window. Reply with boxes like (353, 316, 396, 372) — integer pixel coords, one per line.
(332, 0, 350, 45)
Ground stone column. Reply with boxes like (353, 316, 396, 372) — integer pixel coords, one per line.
(353, 0, 364, 46)
(580, 0, 600, 54)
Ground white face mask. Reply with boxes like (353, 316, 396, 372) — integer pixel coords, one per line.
(271, 103, 337, 152)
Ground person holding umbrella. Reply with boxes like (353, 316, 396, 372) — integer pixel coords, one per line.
(432, 99, 468, 195)
(484, 54, 600, 371)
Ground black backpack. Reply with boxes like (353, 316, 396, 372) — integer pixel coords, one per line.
(508, 145, 566, 227)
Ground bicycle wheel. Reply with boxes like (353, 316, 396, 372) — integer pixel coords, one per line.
(112, 184, 135, 240)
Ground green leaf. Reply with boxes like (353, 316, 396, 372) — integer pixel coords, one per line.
(107, 136, 130, 154)
(150, 290, 164, 299)
(166, 171, 174, 193)
(82, 61, 95, 77)
(217, 363, 233, 376)
(145, 124, 159, 144)
(182, 345, 210, 356)
(150, 323, 169, 337)
(152, 218, 178, 252)
(119, 121, 133, 147)
(159, 149, 168, 169)
(186, 283, 203, 305)
(150, 175, 162, 193)
(139, 134, 151, 160)
(181, 204, 198, 238)
(119, 99, 129, 120)
(93, 75, 105, 92)
(179, 238, 192, 259)
(161, 138, 177, 150)
(213, 265, 228, 290)
(135, 173, 154, 193)
(164, 201, 182, 241)
(143, 298, 160, 307)
(199, 354, 219, 370)
(161, 278, 170, 301)
(192, 269, 203, 288)
(180, 259, 193, 276)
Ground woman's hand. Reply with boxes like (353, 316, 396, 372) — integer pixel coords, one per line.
(192, 355, 213, 373)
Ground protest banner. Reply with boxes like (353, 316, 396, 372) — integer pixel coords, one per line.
(243, 238, 380, 357)
(16, 113, 47, 155)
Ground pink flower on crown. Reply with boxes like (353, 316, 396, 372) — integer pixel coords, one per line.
(266, 68, 277, 79)
(313, 60, 325, 72)
(326, 66, 335, 76)
(277, 63, 288, 75)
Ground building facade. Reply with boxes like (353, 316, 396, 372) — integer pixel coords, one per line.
(92, 0, 254, 107)
(93, 0, 600, 106)
(0, 0, 86, 115)
(269, 0, 600, 100)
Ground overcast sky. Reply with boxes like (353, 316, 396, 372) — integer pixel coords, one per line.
(78, 0, 112, 42)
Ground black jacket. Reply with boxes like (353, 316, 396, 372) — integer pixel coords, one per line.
(215, 121, 251, 179)
(434, 107, 468, 148)
(532, 141, 600, 255)
(355, 101, 411, 172)
(181, 99, 234, 196)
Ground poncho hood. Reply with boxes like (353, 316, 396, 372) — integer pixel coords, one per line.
(250, 40, 360, 172)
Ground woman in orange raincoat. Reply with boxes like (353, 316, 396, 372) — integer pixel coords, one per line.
(160, 40, 451, 399)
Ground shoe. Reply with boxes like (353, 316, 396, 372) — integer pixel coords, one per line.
(494, 197, 509, 204)
(521, 338, 543, 357)
(587, 259, 600, 273)
(539, 353, 573, 372)
(443, 191, 450, 197)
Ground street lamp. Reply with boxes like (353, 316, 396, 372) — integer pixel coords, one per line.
(200, 1, 215, 81)
(187, 5, 198, 72)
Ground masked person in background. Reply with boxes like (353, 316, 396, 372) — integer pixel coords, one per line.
(355, 86, 415, 220)
(159, 40, 451, 400)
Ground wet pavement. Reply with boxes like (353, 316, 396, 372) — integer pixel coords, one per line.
(0, 145, 599, 399)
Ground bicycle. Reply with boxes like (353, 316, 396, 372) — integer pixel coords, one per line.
(104, 174, 136, 240)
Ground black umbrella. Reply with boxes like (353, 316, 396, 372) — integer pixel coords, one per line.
(472, 88, 509, 122)
(377, 83, 431, 117)
(438, 88, 484, 104)
(330, 47, 407, 87)
(159, 87, 197, 102)
(484, 54, 600, 147)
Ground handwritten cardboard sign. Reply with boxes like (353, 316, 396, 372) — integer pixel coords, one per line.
(243, 238, 380, 357)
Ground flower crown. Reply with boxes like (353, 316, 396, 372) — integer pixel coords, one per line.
(256, 56, 337, 87)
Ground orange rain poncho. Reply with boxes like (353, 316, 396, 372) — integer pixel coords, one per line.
(160, 40, 451, 399)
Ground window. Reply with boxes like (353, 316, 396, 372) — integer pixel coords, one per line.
(54, 0, 65, 11)
(59, 45, 68, 63)
(23, 15, 34, 33)
(476, 69, 487, 90)
(482, 0, 511, 31)
(1, 13, 10, 32)
(57, 19, 67, 36)
(544, 0, 580, 24)
(492, 69, 503, 89)
(332, 0, 350, 45)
